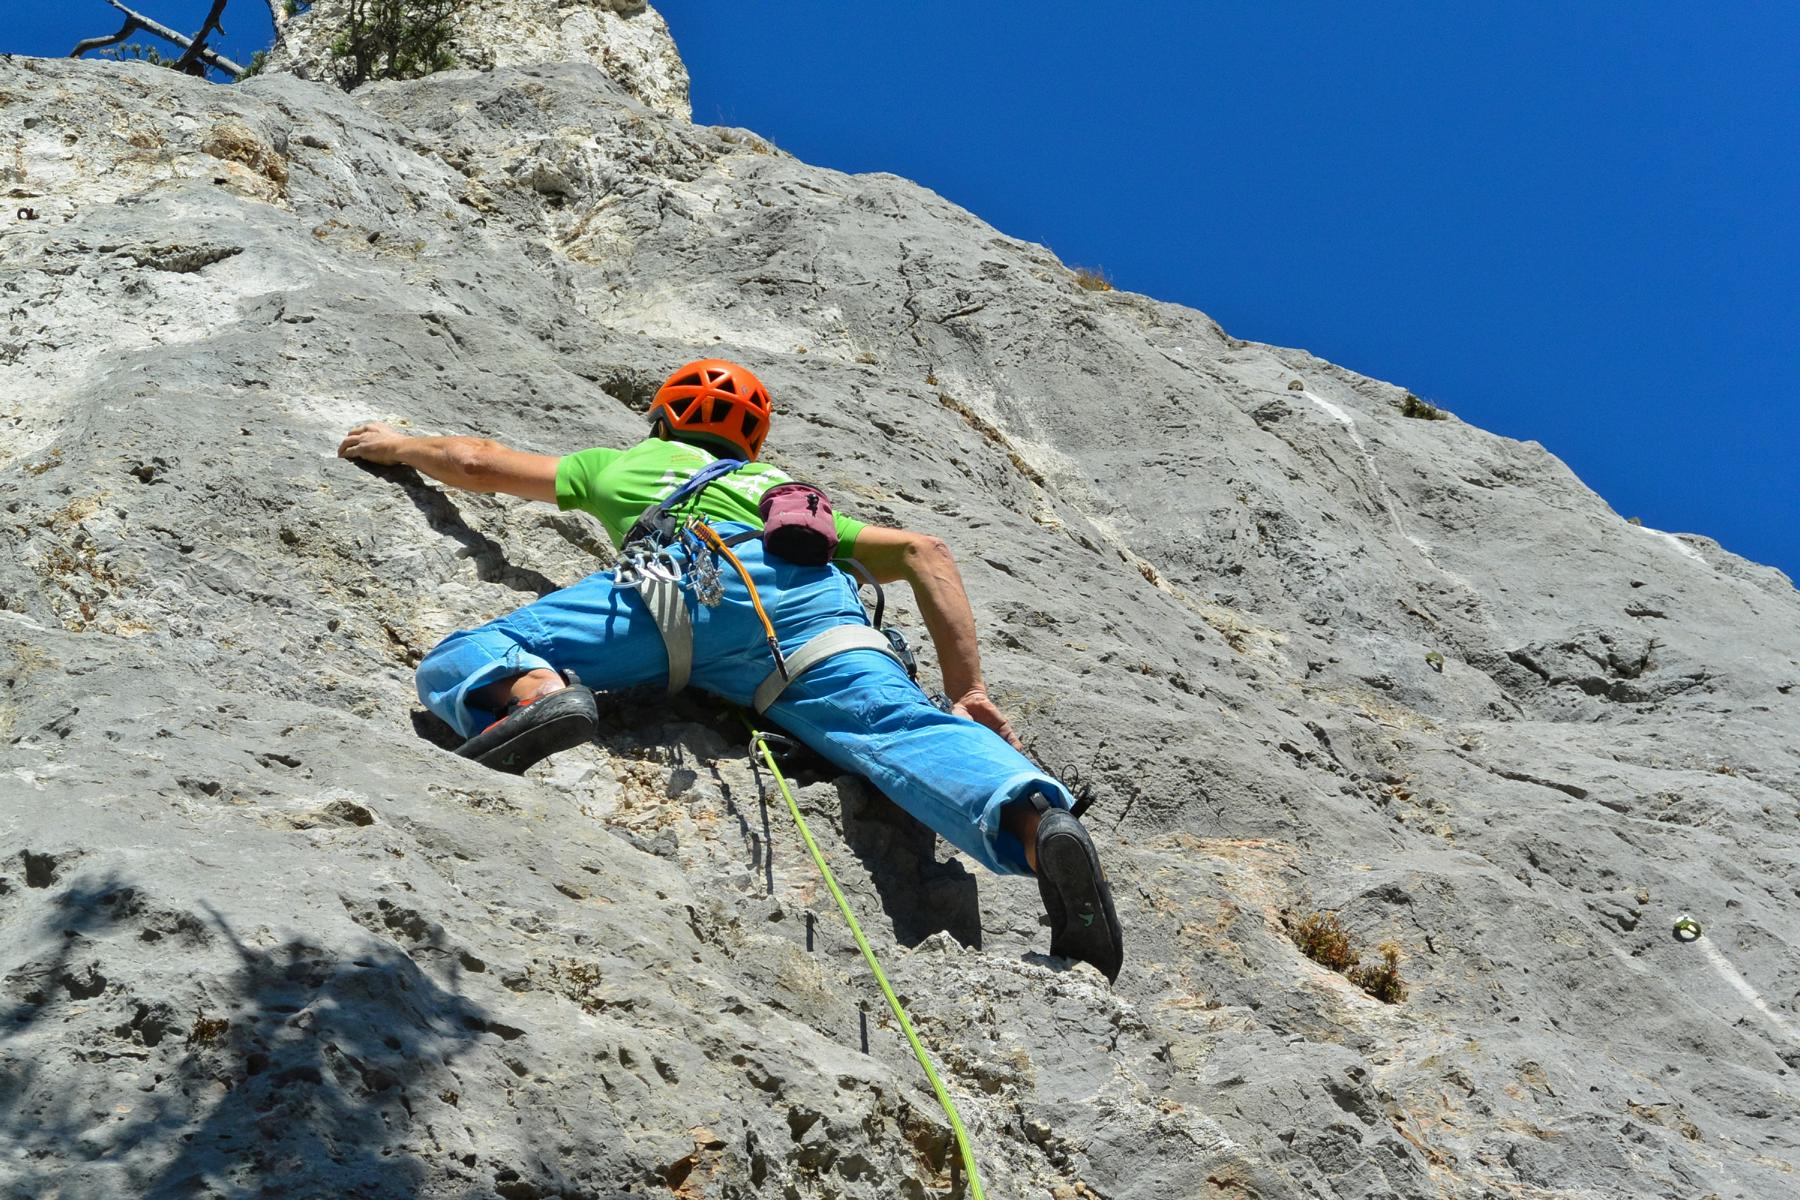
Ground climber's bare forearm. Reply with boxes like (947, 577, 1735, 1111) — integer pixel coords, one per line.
(903, 536, 985, 700)
(852, 526, 1021, 747)
(338, 423, 559, 502)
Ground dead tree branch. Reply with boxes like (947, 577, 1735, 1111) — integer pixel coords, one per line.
(172, 0, 233, 75)
(71, 18, 143, 58)
(71, 0, 247, 78)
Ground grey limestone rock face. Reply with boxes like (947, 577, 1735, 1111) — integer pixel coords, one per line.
(266, 0, 691, 118)
(1, 37, 1798, 1200)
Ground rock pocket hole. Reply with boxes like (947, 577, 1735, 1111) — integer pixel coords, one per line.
(21, 851, 57, 888)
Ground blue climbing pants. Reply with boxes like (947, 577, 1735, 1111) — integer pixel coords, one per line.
(415, 524, 1072, 875)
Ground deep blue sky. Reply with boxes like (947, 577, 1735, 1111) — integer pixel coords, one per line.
(16, 3, 1797, 581)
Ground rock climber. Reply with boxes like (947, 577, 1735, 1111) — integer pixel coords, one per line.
(337, 359, 1123, 981)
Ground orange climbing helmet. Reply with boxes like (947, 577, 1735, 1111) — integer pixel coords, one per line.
(647, 359, 773, 460)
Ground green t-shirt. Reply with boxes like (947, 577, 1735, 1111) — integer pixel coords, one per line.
(555, 438, 867, 559)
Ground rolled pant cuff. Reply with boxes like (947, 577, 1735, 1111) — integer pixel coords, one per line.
(417, 639, 558, 739)
(979, 772, 1075, 876)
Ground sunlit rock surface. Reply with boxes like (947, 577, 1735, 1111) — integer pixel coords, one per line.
(1, 26, 1797, 1200)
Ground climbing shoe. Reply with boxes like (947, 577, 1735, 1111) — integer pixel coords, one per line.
(454, 683, 598, 775)
(1035, 808, 1124, 982)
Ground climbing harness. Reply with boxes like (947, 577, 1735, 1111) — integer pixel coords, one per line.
(613, 460, 925, 710)
(742, 718, 987, 1199)
(751, 624, 900, 713)
(613, 459, 750, 694)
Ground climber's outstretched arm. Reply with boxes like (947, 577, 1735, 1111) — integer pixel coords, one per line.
(851, 525, 1021, 748)
(338, 422, 560, 502)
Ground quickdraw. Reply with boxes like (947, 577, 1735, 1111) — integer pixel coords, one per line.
(612, 543, 683, 592)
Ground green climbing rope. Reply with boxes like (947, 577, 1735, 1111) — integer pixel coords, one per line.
(743, 719, 987, 1199)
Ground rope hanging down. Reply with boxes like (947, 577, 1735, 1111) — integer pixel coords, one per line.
(741, 717, 987, 1200)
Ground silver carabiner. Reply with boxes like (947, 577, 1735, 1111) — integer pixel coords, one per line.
(614, 541, 683, 591)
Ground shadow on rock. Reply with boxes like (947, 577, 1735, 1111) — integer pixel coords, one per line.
(411, 704, 465, 750)
(836, 779, 982, 950)
(1, 878, 498, 1199)
(0, 871, 139, 1039)
(355, 459, 562, 597)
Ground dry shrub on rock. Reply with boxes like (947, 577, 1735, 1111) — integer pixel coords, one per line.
(1288, 911, 1407, 1004)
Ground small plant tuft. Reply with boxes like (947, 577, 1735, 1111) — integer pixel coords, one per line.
(1289, 911, 1358, 973)
(1286, 911, 1408, 1004)
(1071, 265, 1114, 293)
(1399, 393, 1447, 421)
(187, 1013, 229, 1045)
(93, 42, 178, 69)
(1348, 941, 1408, 1003)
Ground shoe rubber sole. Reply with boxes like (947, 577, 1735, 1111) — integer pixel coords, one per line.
(455, 686, 598, 775)
(1035, 809, 1124, 982)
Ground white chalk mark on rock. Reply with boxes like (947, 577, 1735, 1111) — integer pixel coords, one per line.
(1633, 523, 1708, 566)
(1299, 391, 1408, 540)
(1697, 937, 1799, 1042)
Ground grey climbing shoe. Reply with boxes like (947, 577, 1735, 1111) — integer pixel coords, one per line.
(1035, 808, 1124, 982)
(455, 684, 598, 775)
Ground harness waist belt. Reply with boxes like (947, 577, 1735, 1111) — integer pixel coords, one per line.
(753, 625, 902, 713)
